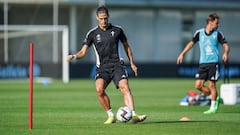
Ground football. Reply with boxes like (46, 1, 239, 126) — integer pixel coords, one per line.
(116, 106, 132, 122)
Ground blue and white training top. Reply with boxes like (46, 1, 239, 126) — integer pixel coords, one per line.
(192, 28, 227, 64)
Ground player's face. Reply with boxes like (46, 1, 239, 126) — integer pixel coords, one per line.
(210, 19, 219, 30)
(96, 13, 109, 30)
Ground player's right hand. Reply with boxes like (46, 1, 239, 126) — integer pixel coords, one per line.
(67, 55, 74, 62)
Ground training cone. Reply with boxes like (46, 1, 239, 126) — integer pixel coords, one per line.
(180, 116, 190, 121)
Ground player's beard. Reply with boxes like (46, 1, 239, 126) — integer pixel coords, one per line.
(102, 22, 108, 29)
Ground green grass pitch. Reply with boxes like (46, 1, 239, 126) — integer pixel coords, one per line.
(1, 78, 240, 135)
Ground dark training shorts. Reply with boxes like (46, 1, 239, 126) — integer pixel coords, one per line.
(95, 62, 128, 88)
(195, 63, 219, 81)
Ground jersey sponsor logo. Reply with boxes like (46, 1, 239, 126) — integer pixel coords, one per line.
(205, 40, 214, 56)
(96, 34, 101, 43)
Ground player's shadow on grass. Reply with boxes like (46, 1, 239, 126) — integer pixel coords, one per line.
(141, 120, 218, 124)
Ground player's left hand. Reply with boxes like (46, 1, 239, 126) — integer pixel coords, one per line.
(222, 53, 228, 63)
(131, 64, 138, 76)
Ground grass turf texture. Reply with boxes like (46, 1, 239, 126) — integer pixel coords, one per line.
(0, 78, 240, 135)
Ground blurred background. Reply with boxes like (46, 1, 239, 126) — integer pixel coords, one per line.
(0, 0, 240, 83)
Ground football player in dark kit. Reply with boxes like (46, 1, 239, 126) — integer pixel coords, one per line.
(67, 6, 147, 124)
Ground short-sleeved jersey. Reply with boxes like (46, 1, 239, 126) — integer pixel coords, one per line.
(83, 24, 127, 67)
(192, 28, 227, 64)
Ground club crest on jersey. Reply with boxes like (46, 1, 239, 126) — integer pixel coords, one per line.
(96, 34, 101, 43)
(111, 31, 115, 37)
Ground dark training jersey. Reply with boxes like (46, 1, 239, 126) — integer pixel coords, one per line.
(83, 24, 127, 67)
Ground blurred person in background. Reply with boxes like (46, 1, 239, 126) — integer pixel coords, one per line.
(177, 13, 230, 114)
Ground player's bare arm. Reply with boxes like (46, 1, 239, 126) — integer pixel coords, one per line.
(222, 43, 230, 63)
(177, 41, 194, 64)
(67, 45, 89, 62)
(122, 41, 138, 76)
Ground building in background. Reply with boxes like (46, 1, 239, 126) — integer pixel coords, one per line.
(0, 0, 240, 79)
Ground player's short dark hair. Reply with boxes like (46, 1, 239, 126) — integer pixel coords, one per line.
(206, 13, 219, 23)
(96, 5, 109, 16)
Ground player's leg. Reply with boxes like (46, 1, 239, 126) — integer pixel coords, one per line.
(118, 79, 134, 110)
(118, 79, 147, 123)
(203, 63, 220, 114)
(208, 80, 219, 109)
(195, 64, 215, 114)
(203, 80, 219, 114)
(113, 63, 147, 123)
(96, 78, 111, 111)
(208, 80, 217, 101)
(95, 78, 116, 124)
(113, 64, 134, 110)
(195, 64, 211, 96)
(195, 80, 211, 96)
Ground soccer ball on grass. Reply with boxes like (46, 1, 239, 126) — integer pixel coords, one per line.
(116, 106, 132, 122)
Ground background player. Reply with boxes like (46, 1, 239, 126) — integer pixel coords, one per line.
(177, 13, 230, 114)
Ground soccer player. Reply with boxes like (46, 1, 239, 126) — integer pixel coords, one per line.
(67, 6, 147, 124)
(177, 13, 230, 114)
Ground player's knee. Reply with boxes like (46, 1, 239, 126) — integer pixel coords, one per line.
(208, 83, 216, 90)
(195, 83, 202, 90)
(96, 87, 105, 96)
(119, 85, 131, 94)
